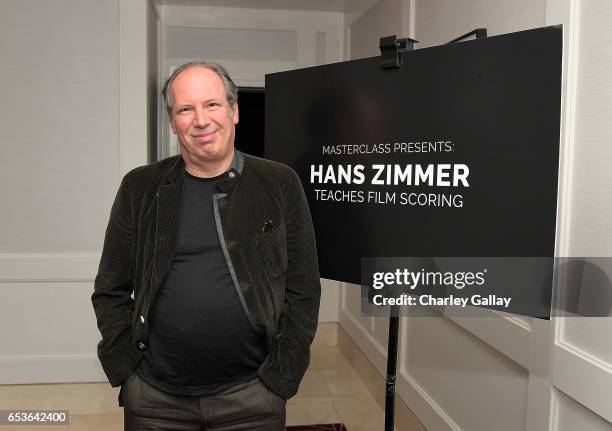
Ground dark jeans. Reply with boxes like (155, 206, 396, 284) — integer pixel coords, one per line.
(121, 373, 286, 431)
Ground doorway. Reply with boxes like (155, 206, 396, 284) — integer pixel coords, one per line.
(235, 87, 265, 158)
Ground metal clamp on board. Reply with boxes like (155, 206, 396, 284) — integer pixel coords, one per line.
(379, 35, 418, 69)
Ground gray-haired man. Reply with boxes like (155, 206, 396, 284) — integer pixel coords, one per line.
(92, 61, 321, 430)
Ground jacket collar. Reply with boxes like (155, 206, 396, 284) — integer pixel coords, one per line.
(162, 149, 244, 193)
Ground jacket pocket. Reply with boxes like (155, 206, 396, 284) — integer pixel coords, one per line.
(254, 222, 288, 277)
(118, 372, 137, 407)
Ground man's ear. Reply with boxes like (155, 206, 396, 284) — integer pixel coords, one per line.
(232, 102, 239, 125)
(170, 115, 177, 135)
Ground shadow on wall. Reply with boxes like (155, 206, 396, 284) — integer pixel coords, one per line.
(554, 257, 612, 317)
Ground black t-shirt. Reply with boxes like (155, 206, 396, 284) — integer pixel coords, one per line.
(136, 169, 267, 395)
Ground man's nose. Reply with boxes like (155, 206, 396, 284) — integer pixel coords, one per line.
(193, 108, 210, 128)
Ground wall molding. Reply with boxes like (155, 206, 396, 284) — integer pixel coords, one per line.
(0, 253, 100, 282)
(339, 303, 387, 374)
(442, 306, 532, 368)
(397, 369, 461, 431)
(0, 354, 106, 385)
(553, 342, 612, 422)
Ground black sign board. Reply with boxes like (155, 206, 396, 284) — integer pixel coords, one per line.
(265, 26, 562, 293)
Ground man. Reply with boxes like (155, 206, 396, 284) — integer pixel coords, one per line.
(91, 61, 321, 430)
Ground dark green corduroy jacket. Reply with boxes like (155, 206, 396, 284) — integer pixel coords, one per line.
(91, 150, 321, 401)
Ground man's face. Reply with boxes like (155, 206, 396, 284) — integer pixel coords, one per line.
(169, 67, 238, 169)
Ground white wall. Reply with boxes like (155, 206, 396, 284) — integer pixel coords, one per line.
(120, 0, 152, 174)
(348, 0, 410, 59)
(567, 0, 612, 258)
(0, 0, 120, 383)
(0, 0, 120, 253)
(159, 5, 344, 86)
(415, 0, 546, 48)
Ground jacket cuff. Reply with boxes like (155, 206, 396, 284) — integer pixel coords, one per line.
(257, 352, 306, 399)
(98, 341, 142, 387)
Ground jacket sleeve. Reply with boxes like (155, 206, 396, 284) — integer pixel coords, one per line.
(91, 174, 141, 387)
(260, 168, 321, 398)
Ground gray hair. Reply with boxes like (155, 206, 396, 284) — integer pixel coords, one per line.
(162, 61, 238, 117)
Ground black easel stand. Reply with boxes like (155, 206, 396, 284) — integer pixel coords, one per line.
(378, 29, 487, 431)
(378, 35, 416, 431)
(384, 306, 400, 431)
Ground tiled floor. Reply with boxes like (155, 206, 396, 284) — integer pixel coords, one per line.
(0, 325, 424, 431)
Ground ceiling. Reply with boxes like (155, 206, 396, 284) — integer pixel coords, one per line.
(154, 0, 380, 14)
